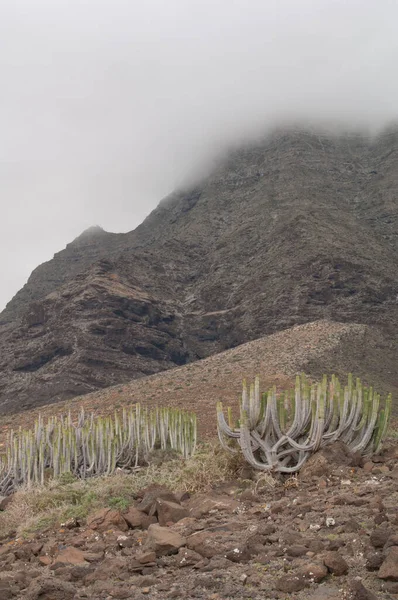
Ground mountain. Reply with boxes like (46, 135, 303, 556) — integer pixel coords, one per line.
(0, 126, 397, 413)
(1, 320, 396, 444)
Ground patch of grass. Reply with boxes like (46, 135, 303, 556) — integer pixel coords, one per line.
(387, 426, 398, 439)
(0, 443, 243, 540)
(108, 496, 130, 511)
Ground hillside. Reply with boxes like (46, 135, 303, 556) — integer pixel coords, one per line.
(0, 126, 397, 413)
(0, 320, 396, 444)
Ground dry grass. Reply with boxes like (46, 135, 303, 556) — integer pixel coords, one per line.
(0, 443, 245, 540)
(2, 423, 397, 542)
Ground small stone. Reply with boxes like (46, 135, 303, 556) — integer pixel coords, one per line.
(176, 547, 202, 567)
(378, 546, 398, 581)
(145, 524, 186, 556)
(365, 551, 383, 570)
(286, 545, 308, 557)
(123, 506, 156, 529)
(51, 546, 88, 569)
(347, 579, 377, 600)
(299, 562, 328, 583)
(86, 508, 128, 532)
(363, 461, 374, 473)
(136, 551, 156, 564)
(323, 551, 349, 575)
(275, 575, 307, 593)
(156, 499, 188, 526)
(370, 527, 390, 548)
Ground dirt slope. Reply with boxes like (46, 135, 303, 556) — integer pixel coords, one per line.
(0, 320, 395, 445)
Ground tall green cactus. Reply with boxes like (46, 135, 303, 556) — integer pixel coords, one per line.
(0, 404, 197, 495)
(217, 374, 392, 473)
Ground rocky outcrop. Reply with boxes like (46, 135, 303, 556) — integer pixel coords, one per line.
(0, 127, 397, 412)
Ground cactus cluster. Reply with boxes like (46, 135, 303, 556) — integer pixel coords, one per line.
(217, 374, 392, 473)
(0, 405, 197, 494)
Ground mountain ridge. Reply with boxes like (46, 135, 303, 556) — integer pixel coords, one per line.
(0, 126, 396, 413)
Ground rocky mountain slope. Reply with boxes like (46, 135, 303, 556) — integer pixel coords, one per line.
(0, 320, 396, 443)
(0, 126, 397, 413)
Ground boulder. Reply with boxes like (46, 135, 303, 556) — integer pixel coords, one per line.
(370, 527, 390, 548)
(378, 546, 398, 581)
(51, 547, 88, 570)
(156, 498, 188, 526)
(86, 508, 128, 532)
(123, 506, 157, 529)
(187, 494, 240, 519)
(145, 524, 186, 556)
(176, 547, 203, 567)
(275, 575, 307, 593)
(298, 562, 328, 583)
(323, 551, 349, 575)
(136, 486, 180, 515)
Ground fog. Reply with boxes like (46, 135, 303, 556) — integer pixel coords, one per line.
(1, 0, 398, 310)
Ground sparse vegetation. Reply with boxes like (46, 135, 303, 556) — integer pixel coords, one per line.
(0, 442, 242, 539)
(218, 374, 392, 473)
(0, 405, 197, 495)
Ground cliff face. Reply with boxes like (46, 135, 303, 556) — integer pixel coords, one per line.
(0, 127, 397, 412)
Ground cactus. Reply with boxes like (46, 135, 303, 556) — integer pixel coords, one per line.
(0, 404, 197, 494)
(217, 374, 392, 473)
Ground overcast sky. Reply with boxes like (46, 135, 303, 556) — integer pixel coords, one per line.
(1, 0, 398, 311)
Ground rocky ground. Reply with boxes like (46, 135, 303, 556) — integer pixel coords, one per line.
(0, 441, 398, 600)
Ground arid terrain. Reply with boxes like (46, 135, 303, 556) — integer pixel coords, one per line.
(0, 319, 396, 446)
(0, 436, 398, 600)
(0, 127, 397, 415)
(0, 126, 397, 599)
